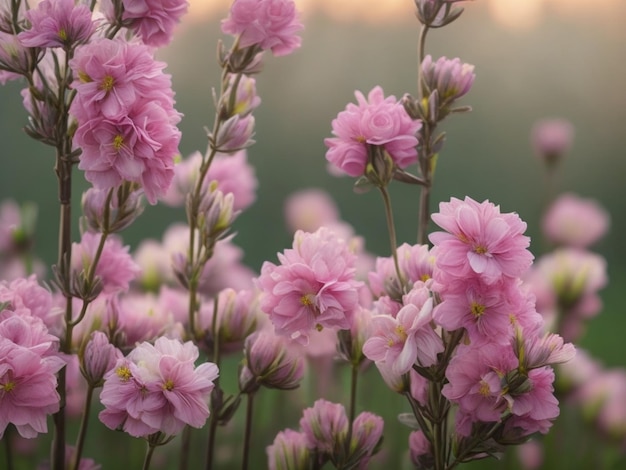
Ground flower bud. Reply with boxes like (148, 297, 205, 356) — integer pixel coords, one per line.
(80, 331, 122, 387)
(409, 430, 434, 469)
(267, 429, 311, 470)
(421, 55, 475, 114)
(347, 412, 384, 466)
(211, 114, 255, 153)
(239, 330, 304, 392)
(222, 73, 261, 117)
(81, 183, 144, 234)
(299, 399, 348, 456)
(199, 182, 238, 242)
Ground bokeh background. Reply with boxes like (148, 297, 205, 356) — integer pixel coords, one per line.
(1, 0, 625, 468)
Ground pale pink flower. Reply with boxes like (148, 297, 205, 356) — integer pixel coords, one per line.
(0, 275, 60, 330)
(221, 0, 303, 56)
(531, 118, 574, 162)
(349, 412, 384, 466)
(430, 196, 533, 284)
(17, 0, 94, 50)
(284, 188, 340, 234)
(508, 367, 559, 424)
(299, 399, 348, 454)
(71, 232, 140, 295)
(256, 227, 362, 344)
(409, 430, 433, 469)
(542, 193, 610, 248)
(514, 329, 575, 372)
(325, 86, 421, 177)
(99, 337, 218, 437)
(267, 429, 310, 470)
(0, 32, 34, 80)
(163, 150, 257, 212)
(363, 282, 441, 374)
(118, 0, 189, 47)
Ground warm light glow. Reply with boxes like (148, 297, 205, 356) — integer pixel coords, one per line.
(487, 0, 544, 31)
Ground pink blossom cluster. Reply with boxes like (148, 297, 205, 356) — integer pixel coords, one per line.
(221, 0, 303, 56)
(256, 227, 363, 344)
(427, 196, 575, 439)
(101, 0, 189, 48)
(99, 337, 218, 437)
(325, 86, 422, 177)
(268, 399, 383, 468)
(0, 283, 65, 439)
(70, 39, 181, 204)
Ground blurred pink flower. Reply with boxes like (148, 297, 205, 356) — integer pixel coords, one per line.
(267, 429, 310, 470)
(299, 399, 348, 454)
(284, 188, 340, 234)
(325, 86, 421, 177)
(542, 193, 610, 248)
(531, 118, 574, 163)
(221, 0, 303, 56)
(18, 0, 94, 49)
(117, 0, 189, 47)
(409, 430, 433, 469)
(257, 227, 362, 344)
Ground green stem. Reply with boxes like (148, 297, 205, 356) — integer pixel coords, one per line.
(241, 392, 255, 470)
(3, 426, 14, 470)
(71, 385, 94, 470)
(417, 24, 430, 101)
(345, 364, 359, 456)
(178, 426, 191, 470)
(142, 443, 156, 470)
(378, 186, 405, 289)
(205, 296, 222, 470)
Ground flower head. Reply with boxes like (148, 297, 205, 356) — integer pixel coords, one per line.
(421, 55, 475, 106)
(256, 227, 362, 344)
(531, 118, 574, 165)
(325, 86, 421, 177)
(221, 0, 303, 56)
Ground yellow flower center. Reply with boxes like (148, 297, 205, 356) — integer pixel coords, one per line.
(78, 71, 92, 83)
(113, 134, 124, 151)
(116, 366, 132, 382)
(1, 381, 15, 393)
(58, 29, 68, 41)
(478, 380, 491, 397)
(162, 379, 175, 391)
(470, 302, 486, 318)
(300, 294, 313, 307)
(474, 245, 488, 255)
(420, 273, 431, 282)
(101, 75, 115, 92)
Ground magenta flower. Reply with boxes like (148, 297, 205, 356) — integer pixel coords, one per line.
(430, 196, 534, 284)
(256, 227, 362, 344)
(221, 0, 303, 56)
(363, 282, 441, 374)
(325, 86, 422, 177)
(17, 0, 94, 50)
(542, 193, 610, 248)
(99, 337, 218, 437)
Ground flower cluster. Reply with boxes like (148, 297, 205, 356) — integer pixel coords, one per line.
(99, 337, 218, 437)
(70, 38, 181, 204)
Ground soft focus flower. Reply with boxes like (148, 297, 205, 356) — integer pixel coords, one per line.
(239, 329, 304, 392)
(542, 193, 610, 248)
(531, 118, 574, 164)
(0, 31, 35, 80)
(221, 0, 303, 56)
(267, 429, 311, 470)
(257, 227, 362, 344)
(421, 55, 475, 105)
(430, 196, 533, 284)
(348, 412, 384, 466)
(284, 188, 340, 234)
(114, 0, 189, 48)
(299, 399, 348, 455)
(18, 0, 94, 50)
(0, 275, 60, 331)
(325, 86, 421, 177)
(99, 337, 218, 437)
(409, 430, 434, 469)
(71, 232, 140, 296)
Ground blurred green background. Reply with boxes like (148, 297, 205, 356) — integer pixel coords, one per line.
(1, 1, 625, 468)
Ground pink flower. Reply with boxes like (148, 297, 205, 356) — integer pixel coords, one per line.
(81, 331, 122, 386)
(70, 39, 177, 122)
(363, 282, 441, 374)
(409, 430, 433, 469)
(71, 232, 140, 295)
(74, 100, 181, 204)
(284, 189, 340, 234)
(17, 0, 94, 49)
(0, 275, 60, 330)
(99, 337, 218, 437)
(256, 227, 362, 344)
(267, 429, 310, 470)
(325, 86, 421, 177)
(430, 196, 533, 284)
(531, 118, 574, 163)
(299, 399, 348, 454)
(0, 32, 34, 79)
(118, 0, 189, 47)
(542, 193, 610, 248)
(221, 0, 303, 56)
(349, 412, 384, 466)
